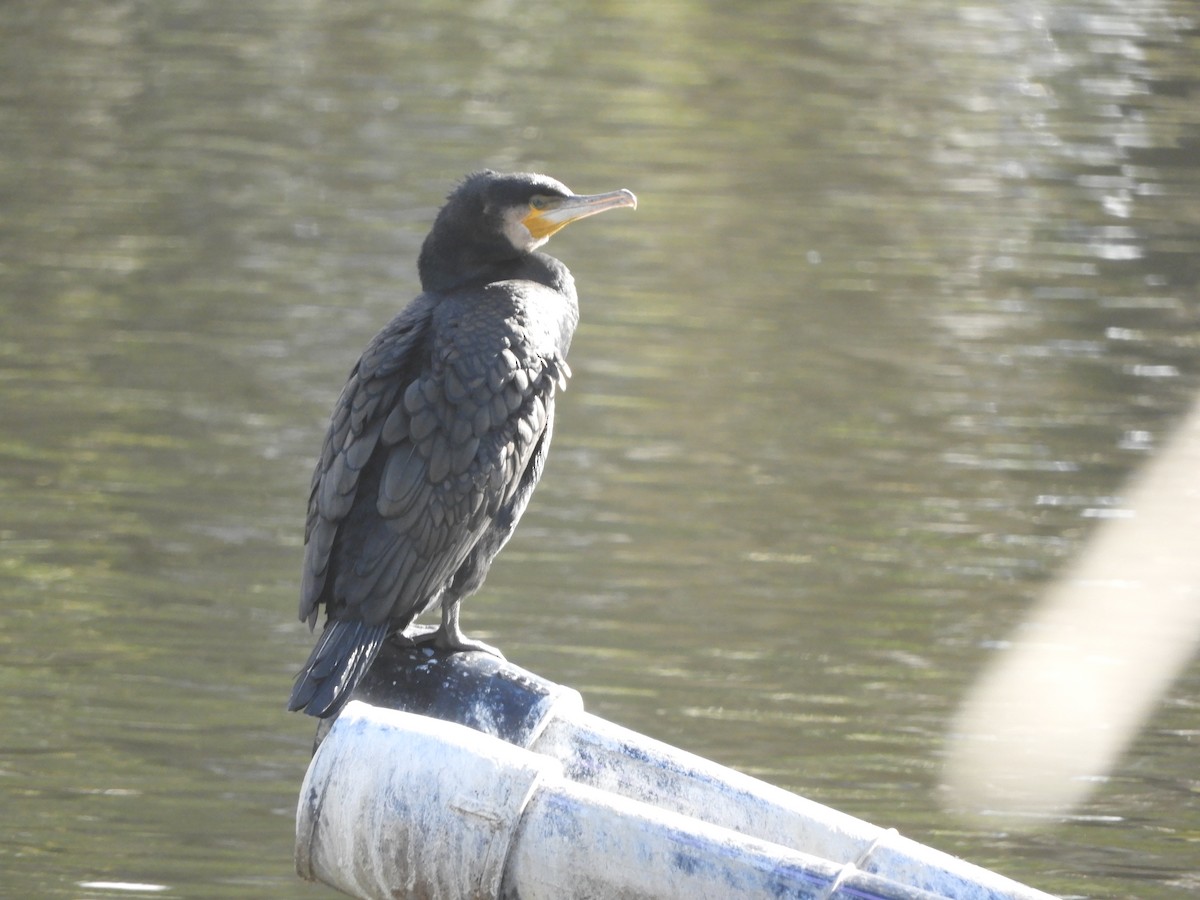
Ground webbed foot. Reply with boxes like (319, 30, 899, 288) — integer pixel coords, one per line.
(421, 602, 505, 659)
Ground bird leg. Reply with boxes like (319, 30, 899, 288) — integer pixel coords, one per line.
(390, 623, 437, 647)
(416, 600, 505, 659)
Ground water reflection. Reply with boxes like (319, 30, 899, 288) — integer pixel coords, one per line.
(1, 1, 1198, 897)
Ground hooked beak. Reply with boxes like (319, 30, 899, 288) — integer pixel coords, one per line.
(522, 189, 637, 240)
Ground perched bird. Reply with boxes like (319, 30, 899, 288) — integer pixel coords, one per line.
(288, 171, 636, 718)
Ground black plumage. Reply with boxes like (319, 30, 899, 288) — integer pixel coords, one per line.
(288, 171, 636, 718)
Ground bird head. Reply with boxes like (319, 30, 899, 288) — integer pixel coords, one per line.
(419, 171, 636, 291)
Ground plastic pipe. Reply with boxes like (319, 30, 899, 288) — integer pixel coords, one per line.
(298, 702, 951, 900)
(309, 645, 1055, 900)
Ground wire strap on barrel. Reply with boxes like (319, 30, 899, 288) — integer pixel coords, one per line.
(817, 827, 900, 899)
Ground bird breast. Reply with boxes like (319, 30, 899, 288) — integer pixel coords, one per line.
(374, 281, 575, 531)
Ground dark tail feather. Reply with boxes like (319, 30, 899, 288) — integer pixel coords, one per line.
(288, 619, 389, 718)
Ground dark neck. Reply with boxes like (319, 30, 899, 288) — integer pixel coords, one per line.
(418, 234, 572, 296)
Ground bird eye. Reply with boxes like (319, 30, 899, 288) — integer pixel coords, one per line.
(530, 195, 551, 210)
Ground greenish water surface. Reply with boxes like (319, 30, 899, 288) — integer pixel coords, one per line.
(2, 1, 1198, 897)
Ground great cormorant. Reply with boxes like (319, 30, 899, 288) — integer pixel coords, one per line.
(288, 171, 636, 718)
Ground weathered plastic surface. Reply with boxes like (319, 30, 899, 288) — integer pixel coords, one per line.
(307, 646, 1057, 900)
(311, 639, 582, 751)
(297, 703, 546, 899)
(504, 770, 946, 900)
(533, 712, 1052, 899)
(299, 703, 950, 900)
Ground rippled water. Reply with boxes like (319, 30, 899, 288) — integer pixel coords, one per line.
(2, 1, 1198, 897)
